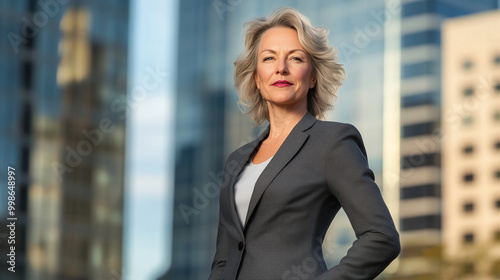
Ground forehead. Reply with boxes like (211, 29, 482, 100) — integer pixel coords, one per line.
(258, 27, 305, 51)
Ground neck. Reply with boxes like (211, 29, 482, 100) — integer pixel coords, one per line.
(266, 103, 307, 140)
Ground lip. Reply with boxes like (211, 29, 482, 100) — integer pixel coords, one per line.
(272, 80, 293, 87)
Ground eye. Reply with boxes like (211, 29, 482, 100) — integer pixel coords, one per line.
(262, 56, 274, 62)
(291, 56, 303, 62)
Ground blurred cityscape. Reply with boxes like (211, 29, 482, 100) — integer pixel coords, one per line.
(0, 0, 500, 280)
(1, 0, 128, 279)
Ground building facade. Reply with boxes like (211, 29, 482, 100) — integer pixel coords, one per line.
(441, 10, 500, 280)
(0, 1, 129, 279)
(396, 0, 498, 279)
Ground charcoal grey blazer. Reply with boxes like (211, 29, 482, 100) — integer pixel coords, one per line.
(208, 112, 400, 280)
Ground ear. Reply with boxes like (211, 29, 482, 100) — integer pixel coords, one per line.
(309, 75, 316, 88)
(254, 72, 260, 90)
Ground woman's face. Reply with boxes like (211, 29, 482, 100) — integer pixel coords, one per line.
(255, 27, 315, 111)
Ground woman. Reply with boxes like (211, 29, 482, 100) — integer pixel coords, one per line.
(209, 7, 400, 280)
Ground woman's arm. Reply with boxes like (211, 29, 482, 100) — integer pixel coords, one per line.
(318, 124, 400, 280)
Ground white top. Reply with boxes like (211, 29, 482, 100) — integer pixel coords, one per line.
(234, 156, 273, 226)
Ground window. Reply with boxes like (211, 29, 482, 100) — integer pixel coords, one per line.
(22, 103, 31, 135)
(436, 1, 478, 18)
(463, 233, 474, 244)
(400, 184, 440, 200)
(463, 202, 474, 213)
(494, 82, 500, 93)
(463, 145, 474, 154)
(463, 173, 474, 183)
(402, 61, 437, 78)
(402, 1, 432, 17)
(22, 61, 32, 90)
(402, 92, 435, 108)
(401, 153, 440, 169)
(494, 55, 500, 65)
(403, 122, 435, 138)
(463, 262, 475, 275)
(462, 60, 473, 70)
(463, 116, 474, 126)
(494, 230, 500, 242)
(401, 215, 441, 231)
(21, 146, 29, 173)
(402, 30, 440, 48)
(463, 87, 474, 97)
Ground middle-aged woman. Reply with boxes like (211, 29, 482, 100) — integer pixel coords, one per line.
(209, 7, 400, 280)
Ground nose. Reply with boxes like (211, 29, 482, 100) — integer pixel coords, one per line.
(276, 58, 288, 75)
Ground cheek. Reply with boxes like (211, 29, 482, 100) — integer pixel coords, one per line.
(256, 67, 271, 85)
(291, 63, 311, 78)
(297, 68, 313, 85)
(255, 68, 263, 88)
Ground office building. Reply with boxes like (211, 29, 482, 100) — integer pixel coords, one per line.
(396, 1, 498, 279)
(441, 10, 500, 280)
(163, 1, 228, 279)
(0, 1, 129, 279)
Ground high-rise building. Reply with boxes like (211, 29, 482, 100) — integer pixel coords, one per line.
(0, 1, 129, 279)
(164, 0, 396, 279)
(162, 2, 229, 279)
(396, 1, 498, 279)
(441, 10, 500, 280)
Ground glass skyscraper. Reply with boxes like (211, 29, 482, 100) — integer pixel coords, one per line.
(0, 1, 129, 279)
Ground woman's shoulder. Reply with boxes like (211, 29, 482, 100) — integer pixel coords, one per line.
(312, 120, 368, 156)
(313, 119, 362, 138)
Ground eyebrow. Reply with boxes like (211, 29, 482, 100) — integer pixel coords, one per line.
(259, 49, 307, 55)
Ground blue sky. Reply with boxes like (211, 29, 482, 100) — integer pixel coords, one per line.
(123, 0, 178, 279)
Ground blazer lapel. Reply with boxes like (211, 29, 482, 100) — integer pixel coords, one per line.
(227, 126, 270, 237)
(244, 112, 317, 227)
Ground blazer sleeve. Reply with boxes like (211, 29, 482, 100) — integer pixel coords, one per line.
(317, 124, 400, 280)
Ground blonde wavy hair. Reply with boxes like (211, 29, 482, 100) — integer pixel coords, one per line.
(234, 7, 345, 125)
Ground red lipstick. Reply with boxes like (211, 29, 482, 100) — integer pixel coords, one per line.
(272, 80, 292, 87)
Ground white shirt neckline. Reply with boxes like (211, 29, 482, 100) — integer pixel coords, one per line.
(234, 156, 273, 226)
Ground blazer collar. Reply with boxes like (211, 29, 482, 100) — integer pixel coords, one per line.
(228, 112, 317, 236)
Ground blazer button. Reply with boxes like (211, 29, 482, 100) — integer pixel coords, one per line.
(238, 242, 244, 251)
